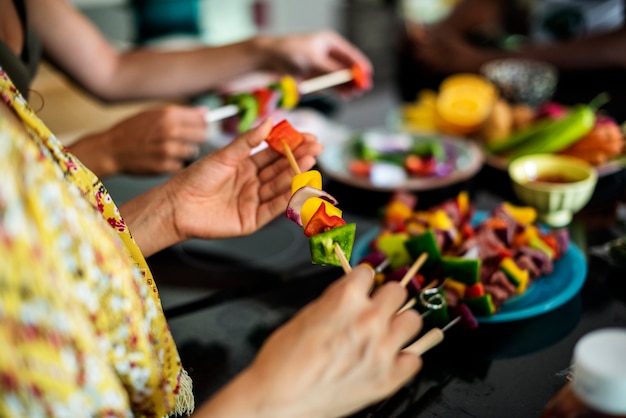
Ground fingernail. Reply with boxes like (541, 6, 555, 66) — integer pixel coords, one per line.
(360, 263, 375, 278)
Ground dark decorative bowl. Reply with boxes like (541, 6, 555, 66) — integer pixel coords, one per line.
(480, 58, 558, 107)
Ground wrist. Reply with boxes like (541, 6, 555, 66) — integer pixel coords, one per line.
(195, 367, 316, 418)
(119, 182, 181, 258)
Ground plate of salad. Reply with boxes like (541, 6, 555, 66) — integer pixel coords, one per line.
(316, 128, 484, 191)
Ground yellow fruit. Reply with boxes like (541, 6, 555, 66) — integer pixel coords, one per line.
(435, 74, 497, 133)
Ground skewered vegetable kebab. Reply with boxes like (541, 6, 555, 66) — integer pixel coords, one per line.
(267, 122, 478, 357)
(210, 64, 372, 133)
(264, 119, 357, 270)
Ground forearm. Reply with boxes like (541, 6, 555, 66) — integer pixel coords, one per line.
(193, 368, 313, 418)
(31, 0, 269, 102)
(91, 38, 267, 102)
(515, 29, 626, 71)
(118, 183, 181, 258)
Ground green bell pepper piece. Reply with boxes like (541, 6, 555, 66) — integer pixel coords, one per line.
(309, 223, 356, 267)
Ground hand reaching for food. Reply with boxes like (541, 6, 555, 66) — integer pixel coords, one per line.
(199, 264, 423, 418)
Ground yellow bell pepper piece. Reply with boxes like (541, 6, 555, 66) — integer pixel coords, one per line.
(502, 202, 537, 226)
(385, 200, 413, 224)
(457, 191, 470, 217)
(444, 278, 467, 298)
(280, 75, 299, 110)
(429, 209, 454, 230)
(500, 257, 529, 294)
(301, 197, 342, 229)
(291, 170, 323, 194)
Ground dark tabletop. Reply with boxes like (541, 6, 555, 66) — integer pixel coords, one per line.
(142, 163, 626, 418)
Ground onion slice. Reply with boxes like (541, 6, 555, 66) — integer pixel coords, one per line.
(286, 186, 339, 226)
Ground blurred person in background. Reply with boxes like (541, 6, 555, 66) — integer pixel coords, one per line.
(396, 0, 626, 122)
(2, 0, 372, 179)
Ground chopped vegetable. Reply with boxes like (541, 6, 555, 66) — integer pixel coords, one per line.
(291, 170, 323, 194)
(300, 197, 342, 229)
(404, 230, 441, 270)
(228, 92, 258, 133)
(463, 294, 496, 317)
(351, 64, 372, 90)
(500, 257, 529, 294)
(266, 119, 304, 155)
(309, 223, 356, 267)
(278, 75, 300, 109)
(303, 202, 347, 237)
(286, 187, 338, 227)
(440, 256, 480, 285)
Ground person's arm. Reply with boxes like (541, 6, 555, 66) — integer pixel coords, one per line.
(516, 27, 626, 71)
(28, 0, 372, 103)
(68, 105, 208, 179)
(408, 0, 626, 73)
(118, 119, 323, 258)
(193, 265, 423, 418)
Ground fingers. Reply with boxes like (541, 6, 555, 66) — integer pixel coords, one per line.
(217, 118, 274, 165)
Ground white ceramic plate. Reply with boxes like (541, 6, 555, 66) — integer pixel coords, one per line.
(317, 129, 484, 192)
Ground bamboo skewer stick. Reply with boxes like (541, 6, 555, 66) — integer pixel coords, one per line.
(205, 68, 355, 124)
(334, 242, 352, 274)
(282, 140, 301, 175)
(399, 253, 428, 288)
(281, 139, 351, 275)
(403, 315, 461, 356)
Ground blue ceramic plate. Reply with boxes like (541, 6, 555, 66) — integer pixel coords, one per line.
(351, 211, 587, 323)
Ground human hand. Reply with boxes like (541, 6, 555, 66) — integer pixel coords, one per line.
(201, 264, 422, 418)
(256, 30, 373, 97)
(70, 105, 208, 178)
(407, 23, 491, 74)
(167, 118, 323, 242)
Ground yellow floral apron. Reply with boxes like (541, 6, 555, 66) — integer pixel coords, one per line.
(0, 69, 193, 417)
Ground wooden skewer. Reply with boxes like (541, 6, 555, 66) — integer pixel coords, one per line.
(205, 68, 355, 124)
(282, 140, 301, 175)
(399, 253, 428, 288)
(334, 242, 352, 274)
(280, 137, 352, 275)
(403, 315, 461, 356)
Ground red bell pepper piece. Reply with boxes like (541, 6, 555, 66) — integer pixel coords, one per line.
(351, 64, 372, 90)
(540, 234, 560, 260)
(252, 87, 274, 117)
(266, 119, 304, 155)
(465, 282, 485, 299)
(349, 159, 372, 177)
(304, 202, 347, 237)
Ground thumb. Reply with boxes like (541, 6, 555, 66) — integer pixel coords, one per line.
(220, 118, 274, 163)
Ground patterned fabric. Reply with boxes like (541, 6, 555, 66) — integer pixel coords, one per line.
(0, 69, 193, 417)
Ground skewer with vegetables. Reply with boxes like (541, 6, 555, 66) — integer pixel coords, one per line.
(212, 64, 372, 133)
(265, 119, 357, 271)
(358, 191, 570, 320)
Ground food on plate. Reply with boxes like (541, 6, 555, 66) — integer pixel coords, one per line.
(559, 115, 625, 165)
(435, 73, 498, 135)
(490, 96, 599, 160)
(348, 130, 455, 180)
(399, 75, 626, 168)
(484, 93, 625, 165)
(357, 191, 570, 322)
(268, 120, 356, 267)
(479, 98, 513, 144)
